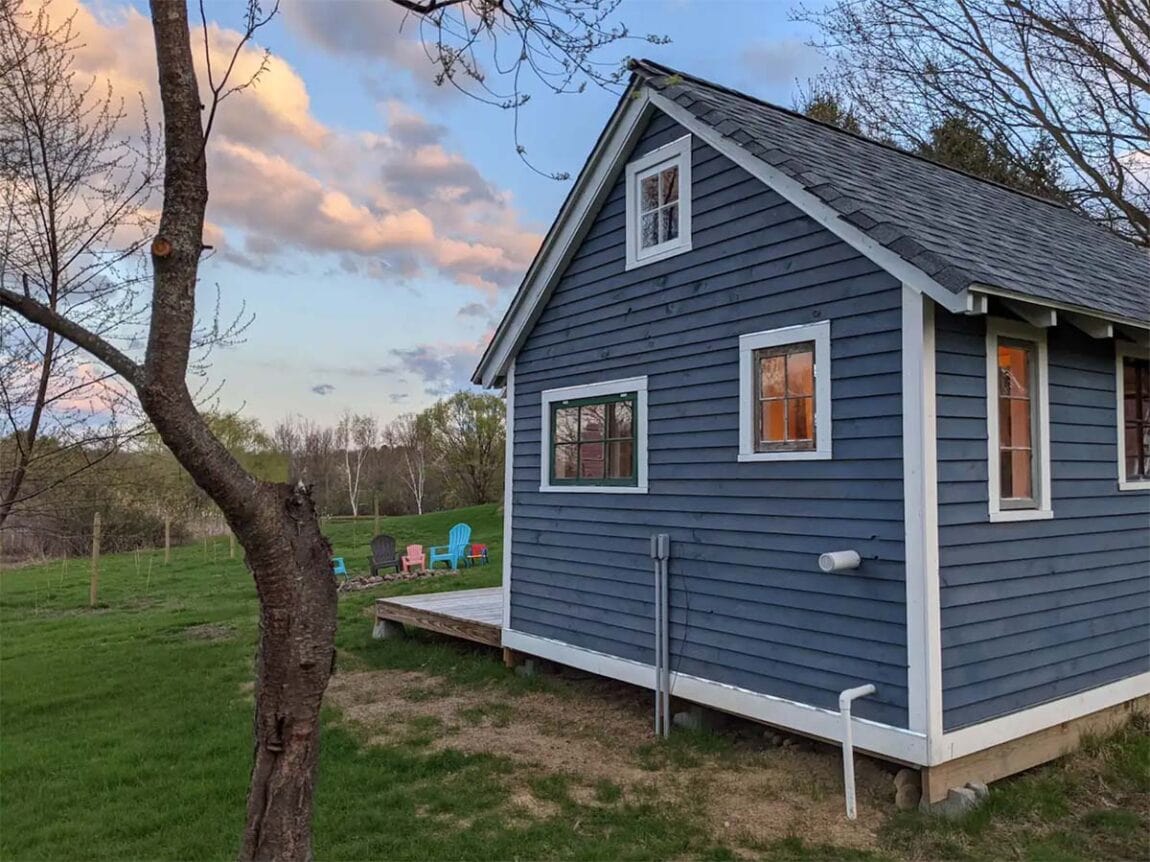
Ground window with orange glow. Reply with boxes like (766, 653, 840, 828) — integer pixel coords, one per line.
(997, 340, 1037, 504)
(755, 342, 815, 451)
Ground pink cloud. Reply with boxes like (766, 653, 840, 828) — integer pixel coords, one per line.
(46, 0, 542, 296)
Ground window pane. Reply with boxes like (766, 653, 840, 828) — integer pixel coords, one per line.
(786, 349, 814, 397)
(579, 442, 605, 479)
(607, 440, 634, 479)
(579, 404, 605, 441)
(1001, 448, 1032, 499)
(660, 166, 678, 204)
(998, 344, 1030, 396)
(787, 397, 814, 441)
(1127, 426, 1143, 477)
(554, 444, 578, 479)
(760, 400, 785, 442)
(640, 174, 659, 212)
(759, 354, 785, 398)
(640, 212, 658, 248)
(608, 401, 633, 439)
(661, 204, 679, 242)
(1007, 398, 1031, 448)
(554, 407, 579, 443)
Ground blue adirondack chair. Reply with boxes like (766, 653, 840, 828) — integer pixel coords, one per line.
(331, 557, 347, 578)
(429, 523, 471, 569)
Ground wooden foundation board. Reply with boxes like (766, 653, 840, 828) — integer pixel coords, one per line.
(374, 587, 503, 647)
(922, 695, 1150, 804)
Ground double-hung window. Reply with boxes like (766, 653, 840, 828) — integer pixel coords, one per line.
(625, 136, 692, 269)
(986, 320, 1052, 520)
(738, 321, 832, 461)
(1117, 345, 1150, 490)
(540, 376, 648, 493)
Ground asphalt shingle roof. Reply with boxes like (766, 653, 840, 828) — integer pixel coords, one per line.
(633, 60, 1149, 323)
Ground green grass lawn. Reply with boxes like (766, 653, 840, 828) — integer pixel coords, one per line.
(1, 503, 1146, 861)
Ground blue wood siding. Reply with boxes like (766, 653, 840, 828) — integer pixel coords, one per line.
(936, 312, 1150, 730)
(508, 110, 909, 727)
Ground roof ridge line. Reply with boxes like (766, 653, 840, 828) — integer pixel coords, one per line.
(628, 58, 1069, 212)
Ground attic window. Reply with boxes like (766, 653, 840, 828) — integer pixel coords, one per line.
(625, 135, 692, 269)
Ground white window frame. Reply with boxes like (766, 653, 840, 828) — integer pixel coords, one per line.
(1116, 342, 1150, 492)
(738, 321, 832, 462)
(539, 376, 648, 493)
(624, 135, 692, 270)
(985, 318, 1053, 522)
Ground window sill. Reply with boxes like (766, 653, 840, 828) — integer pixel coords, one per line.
(738, 449, 831, 462)
(1118, 479, 1150, 492)
(625, 239, 692, 271)
(538, 485, 648, 494)
(989, 508, 1054, 523)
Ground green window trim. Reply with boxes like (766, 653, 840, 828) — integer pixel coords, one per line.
(549, 391, 639, 487)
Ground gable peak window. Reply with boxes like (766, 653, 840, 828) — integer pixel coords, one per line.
(986, 320, 1052, 521)
(738, 321, 832, 462)
(1117, 349, 1150, 490)
(625, 135, 692, 269)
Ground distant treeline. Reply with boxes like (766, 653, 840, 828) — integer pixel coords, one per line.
(0, 391, 504, 561)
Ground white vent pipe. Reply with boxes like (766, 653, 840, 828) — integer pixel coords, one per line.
(819, 550, 861, 573)
(839, 683, 877, 820)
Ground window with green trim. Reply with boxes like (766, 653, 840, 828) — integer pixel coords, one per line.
(549, 393, 637, 486)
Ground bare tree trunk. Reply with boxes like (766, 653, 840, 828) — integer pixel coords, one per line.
(0, 328, 55, 529)
(142, 5, 337, 859)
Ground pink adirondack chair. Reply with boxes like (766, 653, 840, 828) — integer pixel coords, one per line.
(401, 544, 425, 573)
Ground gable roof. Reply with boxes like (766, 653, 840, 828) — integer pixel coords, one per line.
(633, 60, 1148, 322)
(474, 61, 1148, 386)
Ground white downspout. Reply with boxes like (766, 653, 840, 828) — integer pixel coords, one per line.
(839, 683, 877, 820)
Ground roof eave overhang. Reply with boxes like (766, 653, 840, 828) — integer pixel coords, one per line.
(968, 283, 1150, 341)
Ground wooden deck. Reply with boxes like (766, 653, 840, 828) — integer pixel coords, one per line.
(374, 587, 503, 647)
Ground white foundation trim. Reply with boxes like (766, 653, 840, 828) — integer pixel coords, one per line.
(932, 672, 1150, 764)
(902, 288, 942, 741)
(501, 628, 929, 764)
(501, 362, 515, 628)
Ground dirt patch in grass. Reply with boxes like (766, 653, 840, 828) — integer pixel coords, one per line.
(327, 667, 894, 852)
(182, 622, 236, 641)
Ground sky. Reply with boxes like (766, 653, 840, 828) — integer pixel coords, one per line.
(61, 0, 828, 429)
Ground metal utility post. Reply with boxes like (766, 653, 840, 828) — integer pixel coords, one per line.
(650, 533, 671, 738)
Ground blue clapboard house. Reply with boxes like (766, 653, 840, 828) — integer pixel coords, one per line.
(472, 61, 1150, 801)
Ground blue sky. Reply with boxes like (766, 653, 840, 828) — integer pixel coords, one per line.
(78, 0, 827, 428)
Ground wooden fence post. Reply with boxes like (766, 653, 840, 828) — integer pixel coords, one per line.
(373, 495, 380, 536)
(89, 512, 101, 607)
(164, 516, 171, 564)
(229, 530, 236, 559)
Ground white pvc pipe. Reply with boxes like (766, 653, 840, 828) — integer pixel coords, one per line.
(819, 550, 862, 573)
(839, 683, 877, 820)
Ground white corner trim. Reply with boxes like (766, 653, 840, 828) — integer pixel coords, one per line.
(501, 628, 929, 764)
(737, 320, 832, 461)
(648, 92, 970, 317)
(473, 87, 656, 387)
(624, 134, 692, 270)
(985, 317, 1053, 521)
(1115, 342, 1150, 492)
(902, 287, 942, 743)
(501, 362, 515, 629)
(931, 672, 1150, 764)
(539, 375, 649, 493)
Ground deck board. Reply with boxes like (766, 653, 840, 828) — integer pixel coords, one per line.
(375, 587, 503, 646)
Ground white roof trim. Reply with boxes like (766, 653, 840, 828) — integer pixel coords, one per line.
(472, 83, 972, 387)
(968, 283, 1149, 332)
